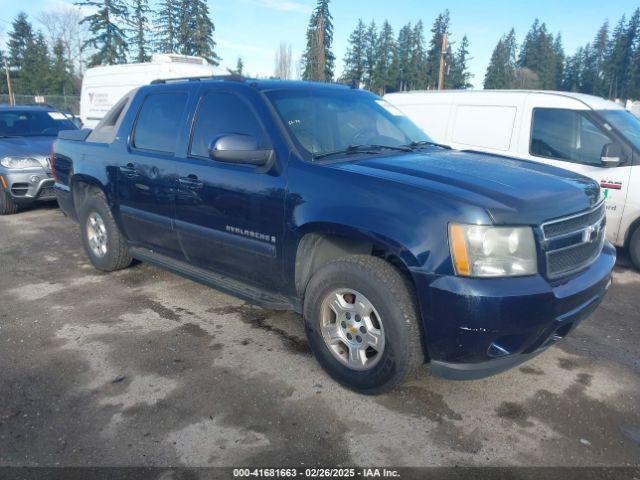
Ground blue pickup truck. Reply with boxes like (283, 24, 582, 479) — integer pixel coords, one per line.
(52, 77, 615, 394)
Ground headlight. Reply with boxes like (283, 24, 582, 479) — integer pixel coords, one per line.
(449, 224, 538, 277)
(0, 156, 42, 169)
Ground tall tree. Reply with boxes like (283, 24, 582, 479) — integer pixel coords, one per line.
(447, 35, 472, 89)
(342, 19, 367, 86)
(129, 0, 151, 62)
(235, 57, 244, 76)
(484, 29, 517, 89)
(363, 21, 378, 90)
(155, 0, 178, 53)
(50, 38, 76, 94)
(425, 10, 451, 89)
(274, 42, 292, 79)
(37, 7, 90, 74)
(372, 20, 395, 94)
(408, 20, 428, 89)
(7, 13, 39, 93)
(76, 0, 129, 66)
(393, 23, 413, 91)
(176, 0, 220, 64)
(302, 0, 335, 82)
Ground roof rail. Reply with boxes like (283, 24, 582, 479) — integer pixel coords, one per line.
(150, 74, 245, 84)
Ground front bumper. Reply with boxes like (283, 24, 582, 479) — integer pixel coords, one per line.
(411, 242, 616, 380)
(1, 168, 56, 203)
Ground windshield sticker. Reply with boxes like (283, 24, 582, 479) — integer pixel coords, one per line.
(48, 112, 67, 120)
(375, 100, 405, 116)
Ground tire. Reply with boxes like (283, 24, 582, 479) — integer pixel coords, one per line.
(303, 255, 425, 394)
(79, 189, 132, 272)
(0, 190, 19, 215)
(629, 226, 640, 272)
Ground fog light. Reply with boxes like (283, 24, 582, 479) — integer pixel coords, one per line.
(30, 175, 40, 183)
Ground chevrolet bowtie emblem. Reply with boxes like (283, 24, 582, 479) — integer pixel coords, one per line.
(582, 224, 599, 243)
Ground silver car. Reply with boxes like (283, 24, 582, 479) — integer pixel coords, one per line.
(0, 105, 78, 215)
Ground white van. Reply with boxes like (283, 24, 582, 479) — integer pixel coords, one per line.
(385, 90, 640, 270)
(80, 54, 229, 128)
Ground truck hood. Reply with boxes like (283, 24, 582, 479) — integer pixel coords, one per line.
(329, 148, 601, 225)
(0, 136, 54, 170)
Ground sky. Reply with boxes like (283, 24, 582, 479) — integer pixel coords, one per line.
(0, 0, 639, 88)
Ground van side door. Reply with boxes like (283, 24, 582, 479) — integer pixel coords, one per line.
(116, 88, 189, 258)
(522, 105, 632, 245)
(172, 87, 287, 291)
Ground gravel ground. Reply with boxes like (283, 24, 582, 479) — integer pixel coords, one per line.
(0, 204, 639, 468)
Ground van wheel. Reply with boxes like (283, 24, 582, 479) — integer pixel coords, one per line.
(629, 227, 640, 272)
(79, 190, 132, 272)
(303, 255, 425, 394)
(0, 191, 19, 215)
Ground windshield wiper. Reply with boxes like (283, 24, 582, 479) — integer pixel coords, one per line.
(403, 140, 451, 150)
(313, 144, 412, 160)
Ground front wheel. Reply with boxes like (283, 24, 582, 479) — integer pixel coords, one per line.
(0, 190, 19, 215)
(629, 226, 640, 272)
(79, 190, 132, 272)
(303, 255, 425, 394)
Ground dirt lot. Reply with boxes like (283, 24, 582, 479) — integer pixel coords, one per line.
(0, 204, 639, 468)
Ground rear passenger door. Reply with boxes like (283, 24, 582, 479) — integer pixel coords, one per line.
(117, 89, 189, 257)
(172, 88, 286, 290)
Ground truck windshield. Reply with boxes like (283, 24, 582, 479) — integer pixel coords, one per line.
(265, 89, 431, 160)
(597, 110, 640, 151)
(0, 110, 77, 137)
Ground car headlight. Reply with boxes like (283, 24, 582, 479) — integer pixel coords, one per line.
(0, 156, 42, 169)
(449, 224, 538, 277)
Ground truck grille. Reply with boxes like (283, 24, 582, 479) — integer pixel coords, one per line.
(542, 202, 606, 280)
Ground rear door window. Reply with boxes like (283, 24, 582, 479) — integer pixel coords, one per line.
(531, 108, 613, 166)
(133, 92, 188, 154)
(189, 91, 268, 159)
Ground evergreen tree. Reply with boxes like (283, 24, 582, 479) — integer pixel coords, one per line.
(561, 45, 585, 92)
(7, 12, 35, 92)
(27, 32, 52, 94)
(393, 23, 413, 91)
(552, 34, 565, 89)
(176, 0, 220, 64)
(155, 0, 178, 53)
(363, 21, 378, 90)
(302, 0, 335, 81)
(235, 57, 244, 76)
(342, 19, 367, 86)
(372, 20, 395, 94)
(517, 19, 561, 89)
(425, 10, 451, 89)
(129, 0, 151, 62)
(408, 21, 428, 89)
(590, 22, 610, 95)
(50, 38, 76, 94)
(484, 29, 517, 89)
(447, 35, 472, 89)
(76, 0, 129, 66)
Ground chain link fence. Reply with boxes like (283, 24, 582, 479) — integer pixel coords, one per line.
(0, 94, 81, 115)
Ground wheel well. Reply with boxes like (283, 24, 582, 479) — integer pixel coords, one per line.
(624, 216, 640, 249)
(72, 180, 103, 212)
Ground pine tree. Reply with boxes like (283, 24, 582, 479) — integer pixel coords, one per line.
(129, 0, 151, 62)
(447, 35, 472, 89)
(342, 19, 367, 86)
(604, 14, 633, 98)
(155, 0, 178, 53)
(235, 57, 244, 76)
(552, 34, 565, 89)
(373, 20, 395, 94)
(27, 32, 52, 94)
(50, 38, 76, 95)
(76, 0, 129, 66)
(409, 21, 428, 89)
(302, 0, 335, 82)
(176, 0, 220, 64)
(484, 29, 517, 89)
(425, 10, 451, 89)
(7, 13, 40, 94)
(393, 23, 413, 91)
(363, 21, 377, 90)
(518, 19, 561, 89)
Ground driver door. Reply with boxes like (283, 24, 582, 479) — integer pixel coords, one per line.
(525, 107, 632, 244)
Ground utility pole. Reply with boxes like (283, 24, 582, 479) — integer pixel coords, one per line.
(437, 33, 448, 90)
(3, 59, 15, 105)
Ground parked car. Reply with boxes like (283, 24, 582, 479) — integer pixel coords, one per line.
(384, 90, 640, 270)
(0, 105, 78, 215)
(80, 54, 229, 129)
(53, 79, 615, 394)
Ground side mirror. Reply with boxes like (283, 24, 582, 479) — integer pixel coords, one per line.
(208, 134, 272, 166)
(601, 143, 622, 167)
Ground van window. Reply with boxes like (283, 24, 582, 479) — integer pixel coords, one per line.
(133, 92, 188, 154)
(451, 105, 516, 151)
(189, 91, 268, 158)
(531, 108, 613, 166)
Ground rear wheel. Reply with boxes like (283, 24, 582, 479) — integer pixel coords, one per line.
(0, 190, 19, 215)
(629, 226, 640, 272)
(79, 190, 132, 272)
(303, 255, 425, 394)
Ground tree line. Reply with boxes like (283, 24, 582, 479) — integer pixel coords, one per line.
(484, 10, 640, 100)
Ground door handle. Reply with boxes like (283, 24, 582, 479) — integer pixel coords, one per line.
(119, 163, 138, 178)
(178, 175, 204, 190)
